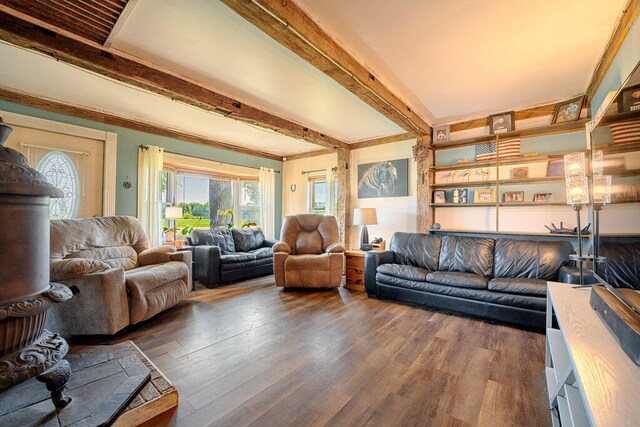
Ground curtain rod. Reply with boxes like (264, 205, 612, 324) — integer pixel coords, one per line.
(301, 167, 338, 175)
(139, 145, 280, 173)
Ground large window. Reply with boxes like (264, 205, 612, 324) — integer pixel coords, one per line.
(162, 170, 260, 231)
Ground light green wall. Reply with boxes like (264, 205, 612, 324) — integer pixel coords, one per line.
(0, 100, 283, 236)
(591, 14, 640, 112)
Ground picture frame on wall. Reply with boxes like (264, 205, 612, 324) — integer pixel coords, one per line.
(489, 111, 515, 134)
(503, 191, 524, 203)
(551, 96, 584, 124)
(433, 190, 446, 204)
(547, 159, 565, 177)
(357, 158, 409, 199)
(618, 84, 640, 113)
(474, 188, 495, 203)
(433, 125, 451, 143)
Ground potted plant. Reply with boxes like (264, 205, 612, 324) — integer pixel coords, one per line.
(217, 209, 234, 229)
(178, 215, 204, 247)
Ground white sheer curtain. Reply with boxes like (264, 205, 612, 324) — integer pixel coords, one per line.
(305, 173, 312, 213)
(137, 145, 164, 247)
(259, 167, 276, 239)
(326, 167, 335, 217)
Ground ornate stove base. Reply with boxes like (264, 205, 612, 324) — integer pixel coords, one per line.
(0, 330, 72, 408)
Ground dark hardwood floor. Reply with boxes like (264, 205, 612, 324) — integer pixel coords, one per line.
(86, 276, 550, 426)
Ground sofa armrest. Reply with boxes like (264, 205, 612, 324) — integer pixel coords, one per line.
(263, 238, 279, 248)
(46, 267, 128, 336)
(364, 250, 395, 295)
(195, 245, 221, 288)
(325, 243, 345, 253)
(138, 246, 174, 266)
(558, 265, 596, 285)
(273, 241, 291, 254)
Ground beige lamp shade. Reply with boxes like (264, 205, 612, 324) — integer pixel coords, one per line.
(165, 206, 183, 220)
(353, 208, 377, 225)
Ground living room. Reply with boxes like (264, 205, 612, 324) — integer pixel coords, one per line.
(0, 1, 639, 426)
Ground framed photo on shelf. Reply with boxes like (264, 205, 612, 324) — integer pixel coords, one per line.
(533, 193, 553, 202)
(489, 111, 515, 134)
(618, 84, 640, 113)
(452, 189, 468, 204)
(547, 159, 565, 177)
(511, 167, 529, 179)
(551, 96, 584, 124)
(474, 188, 495, 203)
(433, 190, 446, 204)
(503, 191, 524, 203)
(433, 125, 451, 142)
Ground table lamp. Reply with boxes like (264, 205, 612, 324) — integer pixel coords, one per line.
(353, 208, 377, 250)
(563, 152, 589, 285)
(165, 205, 183, 243)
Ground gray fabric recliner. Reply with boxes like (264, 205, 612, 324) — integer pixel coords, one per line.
(46, 216, 191, 336)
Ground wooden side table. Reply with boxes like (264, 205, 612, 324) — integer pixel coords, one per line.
(345, 250, 365, 291)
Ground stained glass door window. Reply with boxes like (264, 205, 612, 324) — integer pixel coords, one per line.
(36, 151, 80, 219)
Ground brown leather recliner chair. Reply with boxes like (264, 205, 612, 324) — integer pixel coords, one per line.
(274, 214, 344, 288)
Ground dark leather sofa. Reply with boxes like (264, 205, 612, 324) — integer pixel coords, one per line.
(559, 240, 640, 289)
(186, 227, 277, 288)
(365, 232, 574, 329)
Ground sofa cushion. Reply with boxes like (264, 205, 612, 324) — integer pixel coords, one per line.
(232, 227, 265, 252)
(376, 273, 545, 311)
(438, 235, 495, 278)
(295, 231, 324, 255)
(250, 247, 274, 260)
(286, 253, 329, 271)
(220, 252, 256, 264)
(221, 257, 273, 271)
(488, 277, 547, 297)
(192, 228, 235, 253)
(50, 258, 110, 281)
(493, 239, 573, 280)
(389, 232, 442, 271)
(125, 261, 189, 293)
(66, 246, 138, 270)
(426, 271, 488, 290)
(377, 264, 429, 282)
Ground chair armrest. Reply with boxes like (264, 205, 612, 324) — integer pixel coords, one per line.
(263, 238, 279, 248)
(171, 250, 193, 284)
(194, 245, 221, 288)
(325, 243, 345, 253)
(273, 241, 291, 254)
(138, 246, 174, 266)
(364, 250, 395, 295)
(46, 267, 128, 336)
(557, 265, 596, 285)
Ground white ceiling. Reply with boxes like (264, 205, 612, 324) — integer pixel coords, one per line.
(295, 0, 627, 124)
(0, 42, 320, 157)
(110, 0, 404, 143)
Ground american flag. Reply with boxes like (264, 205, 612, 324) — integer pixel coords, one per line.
(609, 120, 640, 145)
(475, 139, 521, 161)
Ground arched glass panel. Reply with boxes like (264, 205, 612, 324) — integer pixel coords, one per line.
(36, 151, 80, 219)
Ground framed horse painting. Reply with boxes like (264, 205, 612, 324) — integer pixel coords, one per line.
(357, 158, 409, 198)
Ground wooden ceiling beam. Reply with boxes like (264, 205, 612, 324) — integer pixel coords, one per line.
(283, 148, 335, 161)
(585, 0, 640, 105)
(0, 11, 349, 151)
(0, 87, 284, 161)
(103, 0, 139, 49)
(349, 132, 415, 150)
(220, 0, 431, 136)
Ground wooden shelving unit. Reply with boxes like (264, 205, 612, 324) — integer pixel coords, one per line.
(430, 119, 590, 151)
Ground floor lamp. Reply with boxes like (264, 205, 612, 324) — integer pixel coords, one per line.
(563, 153, 589, 286)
